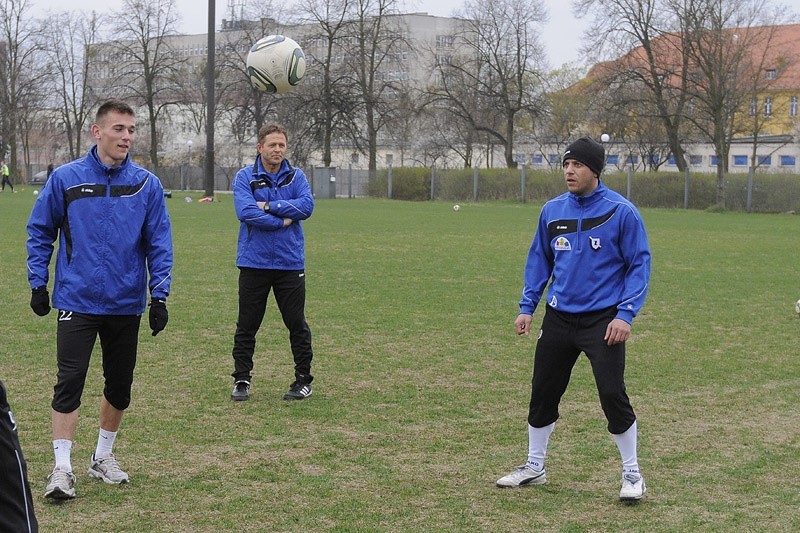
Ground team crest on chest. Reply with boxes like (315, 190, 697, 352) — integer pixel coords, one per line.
(554, 237, 571, 251)
(589, 236, 601, 250)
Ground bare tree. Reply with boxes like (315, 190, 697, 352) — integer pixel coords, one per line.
(214, 5, 286, 146)
(577, 0, 693, 171)
(0, 0, 45, 182)
(682, 0, 788, 206)
(536, 65, 590, 163)
(39, 10, 106, 160)
(344, 0, 408, 177)
(437, 0, 549, 168)
(105, 0, 185, 167)
(296, 0, 362, 166)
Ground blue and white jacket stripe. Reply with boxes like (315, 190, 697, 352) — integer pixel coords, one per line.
(520, 181, 651, 324)
(26, 146, 173, 315)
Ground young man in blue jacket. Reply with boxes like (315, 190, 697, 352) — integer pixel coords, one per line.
(496, 137, 651, 501)
(26, 100, 173, 500)
(229, 124, 315, 402)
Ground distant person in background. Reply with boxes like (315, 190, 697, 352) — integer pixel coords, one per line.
(496, 137, 651, 502)
(26, 99, 173, 500)
(47, 162, 54, 179)
(1, 160, 14, 192)
(229, 123, 316, 402)
(0, 379, 38, 532)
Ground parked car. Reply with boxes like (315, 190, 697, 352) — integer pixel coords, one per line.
(30, 170, 48, 184)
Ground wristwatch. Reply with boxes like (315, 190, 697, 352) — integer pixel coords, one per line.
(263, 202, 270, 212)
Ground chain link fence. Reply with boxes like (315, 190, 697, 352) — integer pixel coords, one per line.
(366, 166, 800, 213)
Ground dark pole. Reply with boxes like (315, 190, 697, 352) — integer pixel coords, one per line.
(204, 0, 216, 197)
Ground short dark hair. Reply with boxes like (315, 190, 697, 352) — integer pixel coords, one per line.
(96, 100, 135, 122)
(258, 124, 288, 144)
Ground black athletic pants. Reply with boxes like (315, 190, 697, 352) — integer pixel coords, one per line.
(0, 380, 38, 533)
(53, 311, 141, 413)
(528, 305, 636, 434)
(232, 267, 314, 384)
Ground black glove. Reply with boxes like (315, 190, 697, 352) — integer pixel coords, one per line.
(149, 298, 168, 336)
(31, 286, 51, 316)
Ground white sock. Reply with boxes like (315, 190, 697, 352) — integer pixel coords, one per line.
(526, 422, 555, 471)
(612, 420, 640, 475)
(94, 428, 117, 460)
(53, 439, 73, 472)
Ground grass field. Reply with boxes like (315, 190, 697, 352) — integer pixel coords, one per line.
(1, 188, 798, 532)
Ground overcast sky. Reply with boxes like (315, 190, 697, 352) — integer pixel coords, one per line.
(29, 0, 591, 67)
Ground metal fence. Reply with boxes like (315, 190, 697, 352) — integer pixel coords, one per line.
(368, 166, 800, 213)
(24, 161, 800, 212)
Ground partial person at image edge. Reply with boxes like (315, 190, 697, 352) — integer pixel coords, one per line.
(0, 379, 38, 532)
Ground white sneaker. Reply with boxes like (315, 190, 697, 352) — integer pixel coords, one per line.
(496, 465, 547, 488)
(87, 454, 129, 484)
(45, 467, 76, 500)
(619, 472, 646, 501)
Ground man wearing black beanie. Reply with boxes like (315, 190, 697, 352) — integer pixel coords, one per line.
(497, 135, 652, 502)
(562, 136, 605, 179)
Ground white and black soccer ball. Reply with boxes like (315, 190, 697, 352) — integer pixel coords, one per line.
(246, 35, 306, 94)
(795, 299, 800, 316)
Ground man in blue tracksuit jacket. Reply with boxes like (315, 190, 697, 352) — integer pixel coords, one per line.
(26, 100, 173, 500)
(229, 123, 315, 402)
(496, 137, 651, 502)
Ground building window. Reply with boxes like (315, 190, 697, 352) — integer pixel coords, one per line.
(435, 35, 454, 48)
(764, 97, 772, 117)
(647, 154, 659, 165)
(667, 155, 676, 165)
(791, 96, 798, 117)
(765, 69, 777, 80)
(532, 154, 543, 164)
(733, 155, 748, 166)
(626, 155, 638, 165)
(689, 155, 703, 166)
(607, 154, 619, 165)
(757, 155, 771, 166)
(780, 155, 796, 166)
(750, 96, 757, 116)
(549, 154, 560, 164)
(710, 155, 718, 166)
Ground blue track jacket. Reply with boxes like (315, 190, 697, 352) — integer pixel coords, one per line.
(520, 181, 650, 324)
(26, 146, 173, 315)
(233, 156, 314, 270)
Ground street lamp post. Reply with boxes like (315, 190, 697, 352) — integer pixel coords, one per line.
(183, 140, 193, 191)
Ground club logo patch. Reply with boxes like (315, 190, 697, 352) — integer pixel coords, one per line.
(589, 236, 601, 250)
(554, 237, 571, 251)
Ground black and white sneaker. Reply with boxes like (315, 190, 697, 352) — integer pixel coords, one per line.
(283, 381, 312, 400)
(231, 380, 250, 401)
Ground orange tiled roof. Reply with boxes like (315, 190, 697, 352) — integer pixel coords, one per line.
(585, 23, 800, 91)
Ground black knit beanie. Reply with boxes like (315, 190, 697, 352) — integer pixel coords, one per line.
(563, 137, 605, 178)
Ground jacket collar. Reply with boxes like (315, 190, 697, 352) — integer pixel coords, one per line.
(88, 145, 130, 174)
(253, 155, 293, 184)
(569, 180, 607, 204)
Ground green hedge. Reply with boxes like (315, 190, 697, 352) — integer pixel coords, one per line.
(368, 168, 800, 213)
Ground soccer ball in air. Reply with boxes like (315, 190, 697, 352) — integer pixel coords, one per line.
(453, 204, 460, 211)
(246, 35, 306, 94)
